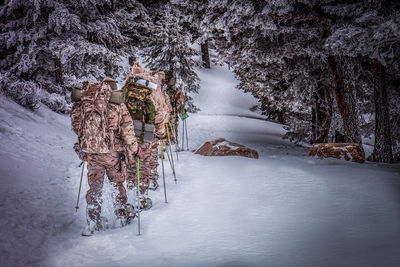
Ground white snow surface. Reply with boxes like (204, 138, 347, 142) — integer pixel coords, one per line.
(1, 64, 400, 267)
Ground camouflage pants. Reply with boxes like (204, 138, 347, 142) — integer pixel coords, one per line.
(167, 115, 179, 144)
(126, 139, 159, 194)
(86, 152, 127, 228)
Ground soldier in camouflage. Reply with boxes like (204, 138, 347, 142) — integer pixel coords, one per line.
(123, 62, 170, 195)
(71, 77, 141, 234)
(149, 70, 172, 180)
(165, 70, 187, 143)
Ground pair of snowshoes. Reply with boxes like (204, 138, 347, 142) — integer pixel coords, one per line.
(81, 199, 152, 236)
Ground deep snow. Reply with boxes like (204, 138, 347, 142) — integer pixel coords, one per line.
(1, 64, 400, 267)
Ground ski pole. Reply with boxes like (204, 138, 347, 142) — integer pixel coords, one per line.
(184, 119, 189, 151)
(137, 156, 141, 236)
(166, 125, 177, 184)
(165, 142, 177, 184)
(181, 106, 188, 151)
(172, 114, 180, 152)
(75, 161, 85, 212)
(160, 139, 168, 203)
(181, 117, 185, 152)
(164, 142, 174, 170)
(165, 145, 174, 175)
(169, 121, 179, 161)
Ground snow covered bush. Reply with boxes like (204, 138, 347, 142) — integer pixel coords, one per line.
(0, 73, 41, 110)
(40, 91, 71, 114)
(0, 0, 202, 113)
(0, 0, 149, 112)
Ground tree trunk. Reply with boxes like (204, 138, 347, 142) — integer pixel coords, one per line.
(278, 109, 285, 124)
(312, 102, 316, 141)
(201, 40, 210, 69)
(322, 86, 333, 142)
(327, 56, 362, 145)
(54, 57, 64, 94)
(128, 56, 136, 67)
(371, 59, 393, 163)
(311, 85, 332, 143)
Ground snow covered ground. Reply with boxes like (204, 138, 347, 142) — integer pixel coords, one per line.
(1, 64, 400, 267)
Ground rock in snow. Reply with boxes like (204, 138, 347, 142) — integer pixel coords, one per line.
(195, 138, 259, 159)
(309, 143, 365, 163)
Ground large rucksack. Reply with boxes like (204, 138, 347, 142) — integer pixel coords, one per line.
(78, 81, 113, 153)
(122, 75, 157, 143)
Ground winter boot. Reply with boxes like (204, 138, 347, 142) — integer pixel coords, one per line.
(81, 220, 102, 237)
(81, 226, 95, 237)
(140, 196, 153, 211)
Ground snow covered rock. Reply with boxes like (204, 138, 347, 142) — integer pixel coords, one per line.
(309, 143, 365, 163)
(194, 138, 259, 159)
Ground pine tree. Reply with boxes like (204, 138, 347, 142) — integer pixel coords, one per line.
(323, 0, 400, 161)
(175, 0, 212, 68)
(203, 0, 333, 143)
(142, 1, 200, 112)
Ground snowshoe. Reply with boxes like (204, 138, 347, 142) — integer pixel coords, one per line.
(148, 180, 159, 191)
(140, 197, 152, 211)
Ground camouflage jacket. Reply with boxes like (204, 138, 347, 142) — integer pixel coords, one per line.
(151, 86, 171, 138)
(149, 70, 171, 135)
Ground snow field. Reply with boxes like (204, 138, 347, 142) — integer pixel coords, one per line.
(0, 97, 80, 267)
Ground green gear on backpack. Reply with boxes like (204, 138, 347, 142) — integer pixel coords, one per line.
(124, 84, 155, 122)
(123, 77, 156, 143)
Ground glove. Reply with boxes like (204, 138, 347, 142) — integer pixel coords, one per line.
(135, 146, 143, 159)
(73, 142, 87, 161)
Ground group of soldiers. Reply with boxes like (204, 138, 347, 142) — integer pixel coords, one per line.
(70, 62, 186, 236)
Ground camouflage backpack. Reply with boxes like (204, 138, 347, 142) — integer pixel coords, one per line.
(123, 75, 156, 142)
(78, 81, 113, 153)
